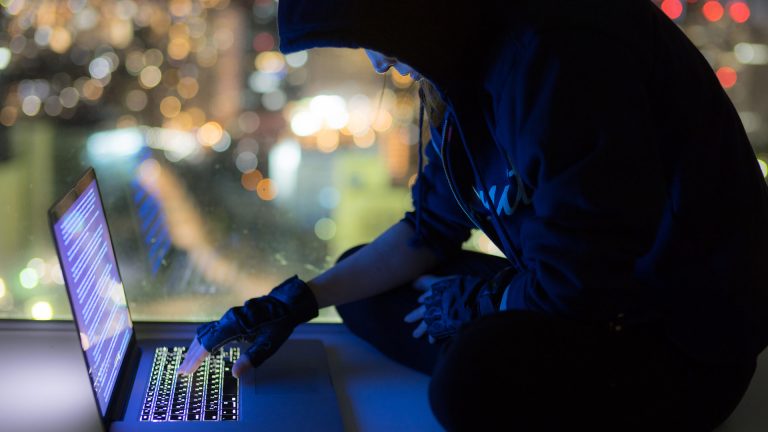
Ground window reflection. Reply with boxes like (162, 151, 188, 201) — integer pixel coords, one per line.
(0, 1, 766, 321)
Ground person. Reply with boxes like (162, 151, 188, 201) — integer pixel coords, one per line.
(178, 1, 768, 430)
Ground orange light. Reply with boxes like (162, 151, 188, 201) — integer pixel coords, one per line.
(197, 121, 224, 146)
(716, 67, 738, 88)
(160, 96, 182, 118)
(661, 0, 684, 20)
(729, 1, 750, 23)
(256, 179, 278, 200)
(241, 170, 264, 191)
(702, 1, 724, 22)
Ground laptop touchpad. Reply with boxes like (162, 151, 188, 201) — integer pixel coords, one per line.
(250, 339, 334, 395)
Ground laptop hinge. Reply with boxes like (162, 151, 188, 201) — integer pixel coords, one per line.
(106, 335, 142, 423)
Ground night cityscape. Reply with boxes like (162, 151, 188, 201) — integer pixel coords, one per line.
(0, 0, 766, 323)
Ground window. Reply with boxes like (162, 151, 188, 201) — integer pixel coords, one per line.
(0, 1, 765, 322)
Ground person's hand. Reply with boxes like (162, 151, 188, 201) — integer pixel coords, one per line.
(404, 275, 455, 344)
(177, 275, 318, 378)
(405, 269, 517, 342)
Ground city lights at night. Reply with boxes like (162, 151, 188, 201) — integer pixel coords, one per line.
(1, 2, 768, 431)
(0, 0, 765, 325)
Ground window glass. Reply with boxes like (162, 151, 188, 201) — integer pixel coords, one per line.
(0, 1, 766, 321)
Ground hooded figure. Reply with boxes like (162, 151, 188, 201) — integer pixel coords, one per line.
(180, 1, 768, 430)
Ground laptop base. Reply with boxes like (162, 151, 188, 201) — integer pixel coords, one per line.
(111, 338, 343, 431)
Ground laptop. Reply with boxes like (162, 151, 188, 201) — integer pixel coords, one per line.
(48, 167, 344, 431)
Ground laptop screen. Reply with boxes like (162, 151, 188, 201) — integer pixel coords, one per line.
(50, 170, 134, 417)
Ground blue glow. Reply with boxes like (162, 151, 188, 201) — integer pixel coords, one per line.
(87, 128, 144, 162)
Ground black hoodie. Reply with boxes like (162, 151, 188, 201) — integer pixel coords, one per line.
(278, 0, 768, 363)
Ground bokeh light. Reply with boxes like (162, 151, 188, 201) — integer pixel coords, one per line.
(21, 96, 42, 116)
(317, 129, 340, 153)
(0, 47, 12, 69)
(44, 96, 63, 116)
(51, 265, 64, 285)
(716, 66, 738, 88)
(702, 1, 725, 22)
(177, 77, 199, 99)
(27, 258, 46, 277)
(197, 121, 223, 146)
(256, 178, 277, 200)
(49, 27, 73, 53)
(661, 0, 684, 20)
(125, 89, 148, 111)
(238, 111, 260, 134)
(372, 110, 393, 132)
(310, 95, 349, 129)
(19, 267, 39, 289)
(261, 90, 287, 111)
(734, 43, 768, 65)
(235, 151, 258, 173)
(139, 66, 162, 88)
(757, 158, 768, 177)
(144, 48, 164, 67)
(31, 301, 53, 320)
(255, 51, 285, 73)
(168, 38, 191, 60)
(314, 218, 337, 241)
(285, 51, 308, 68)
(160, 96, 182, 118)
(0, 107, 18, 126)
(729, 2, 750, 23)
(212, 131, 231, 152)
(89, 57, 111, 79)
(249, 71, 281, 93)
(353, 129, 376, 148)
(241, 170, 263, 191)
(125, 51, 144, 75)
(290, 110, 322, 136)
(60, 87, 80, 108)
(81, 79, 104, 100)
(252, 32, 275, 52)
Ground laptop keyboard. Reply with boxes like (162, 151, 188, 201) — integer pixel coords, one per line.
(140, 346, 240, 422)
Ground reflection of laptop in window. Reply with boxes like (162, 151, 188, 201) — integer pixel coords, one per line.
(129, 174, 212, 296)
(48, 167, 343, 431)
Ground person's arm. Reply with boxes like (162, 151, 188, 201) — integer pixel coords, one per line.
(308, 220, 440, 308)
(178, 220, 442, 377)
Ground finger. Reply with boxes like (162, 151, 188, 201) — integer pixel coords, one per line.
(177, 339, 199, 374)
(232, 356, 252, 379)
(412, 321, 427, 339)
(404, 305, 426, 323)
(178, 338, 209, 375)
(417, 290, 431, 304)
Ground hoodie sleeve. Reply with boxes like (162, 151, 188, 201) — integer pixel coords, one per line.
(401, 134, 475, 257)
(498, 35, 666, 321)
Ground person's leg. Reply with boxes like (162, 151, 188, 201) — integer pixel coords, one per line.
(335, 245, 510, 375)
(428, 311, 614, 431)
(427, 311, 757, 431)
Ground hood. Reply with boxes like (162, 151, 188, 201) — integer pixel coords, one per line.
(277, 0, 509, 94)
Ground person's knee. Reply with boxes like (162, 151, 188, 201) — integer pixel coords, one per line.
(427, 317, 512, 431)
(427, 312, 587, 431)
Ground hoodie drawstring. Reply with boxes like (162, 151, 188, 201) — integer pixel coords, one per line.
(408, 91, 427, 248)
